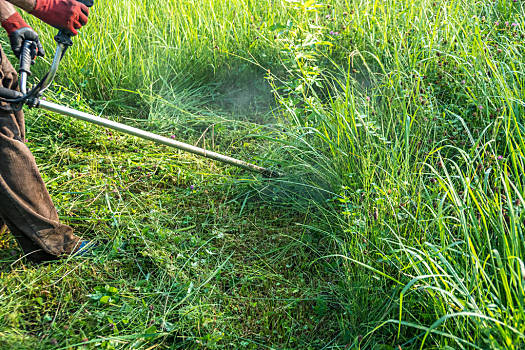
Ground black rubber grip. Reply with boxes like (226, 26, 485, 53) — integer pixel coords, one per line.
(0, 87, 23, 100)
(19, 41, 33, 74)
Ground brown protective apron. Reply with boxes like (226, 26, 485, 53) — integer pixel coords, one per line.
(0, 46, 81, 262)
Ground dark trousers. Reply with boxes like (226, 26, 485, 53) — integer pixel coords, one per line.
(0, 47, 80, 262)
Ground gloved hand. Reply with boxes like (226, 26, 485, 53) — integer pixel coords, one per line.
(1, 12, 45, 59)
(30, 0, 89, 36)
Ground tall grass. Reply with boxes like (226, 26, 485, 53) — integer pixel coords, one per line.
(25, 0, 291, 112)
(264, 0, 525, 347)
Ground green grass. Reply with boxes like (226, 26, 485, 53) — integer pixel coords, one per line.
(1, 110, 342, 349)
(0, 0, 524, 348)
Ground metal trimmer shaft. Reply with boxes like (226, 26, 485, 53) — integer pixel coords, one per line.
(38, 100, 278, 177)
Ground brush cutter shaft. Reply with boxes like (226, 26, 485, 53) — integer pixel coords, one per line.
(38, 100, 276, 177)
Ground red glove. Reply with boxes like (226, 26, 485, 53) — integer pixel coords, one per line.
(30, 0, 89, 36)
(1, 11, 28, 34)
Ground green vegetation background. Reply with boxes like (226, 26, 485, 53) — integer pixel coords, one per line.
(0, 0, 524, 349)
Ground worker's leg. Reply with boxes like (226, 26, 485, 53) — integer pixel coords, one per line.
(0, 46, 81, 262)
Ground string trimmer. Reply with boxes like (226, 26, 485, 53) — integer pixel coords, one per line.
(0, 0, 278, 178)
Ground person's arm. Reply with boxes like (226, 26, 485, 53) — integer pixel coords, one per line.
(0, 0, 44, 58)
(0, 1, 18, 21)
(0, 0, 88, 60)
(4, 0, 35, 13)
(7, 0, 89, 36)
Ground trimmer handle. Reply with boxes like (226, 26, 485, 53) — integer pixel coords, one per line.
(55, 0, 95, 46)
(18, 0, 95, 96)
(19, 41, 36, 75)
